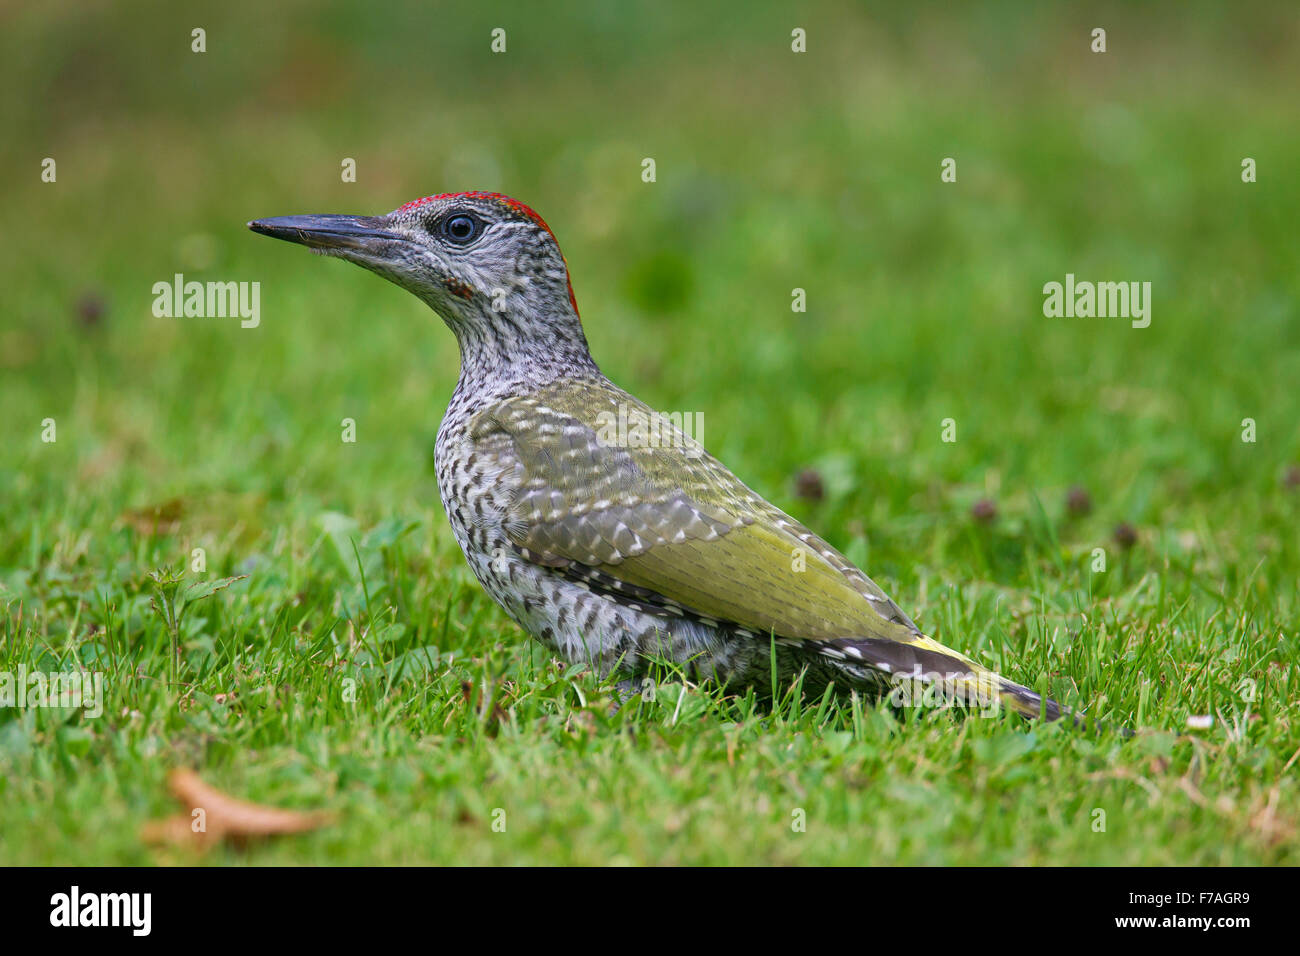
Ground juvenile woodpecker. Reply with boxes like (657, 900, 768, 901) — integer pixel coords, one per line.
(250, 192, 1065, 721)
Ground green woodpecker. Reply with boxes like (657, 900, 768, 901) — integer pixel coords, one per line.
(250, 192, 1069, 722)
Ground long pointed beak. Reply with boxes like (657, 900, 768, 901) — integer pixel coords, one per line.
(247, 214, 404, 251)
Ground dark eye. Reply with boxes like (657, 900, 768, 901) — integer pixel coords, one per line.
(441, 214, 481, 243)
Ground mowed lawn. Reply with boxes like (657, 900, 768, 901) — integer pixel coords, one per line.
(1, 1, 1297, 864)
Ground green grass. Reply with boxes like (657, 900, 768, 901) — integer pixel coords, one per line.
(1, 0, 1298, 864)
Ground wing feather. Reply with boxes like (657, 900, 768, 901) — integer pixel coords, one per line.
(471, 381, 920, 645)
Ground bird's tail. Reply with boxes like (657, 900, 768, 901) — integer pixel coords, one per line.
(823, 633, 1071, 724)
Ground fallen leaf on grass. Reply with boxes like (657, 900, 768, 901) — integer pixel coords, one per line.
(141, 769, 335, 853)
(119, 498, 185, 536)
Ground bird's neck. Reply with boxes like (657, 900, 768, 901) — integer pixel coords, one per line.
(449, 302, 602, 397)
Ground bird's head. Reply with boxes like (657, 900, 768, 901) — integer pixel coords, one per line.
(249, 192, 592, 374)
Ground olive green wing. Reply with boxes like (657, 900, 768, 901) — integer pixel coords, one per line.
(470, 381, 935, 647)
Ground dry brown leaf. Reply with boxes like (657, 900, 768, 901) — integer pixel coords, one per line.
(119, 498, 185, 536)
(141, 769, 335, 853)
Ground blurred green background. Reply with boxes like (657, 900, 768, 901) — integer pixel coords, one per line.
(4, 1, 1298, 526)
(1, 1, 1298, 864)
